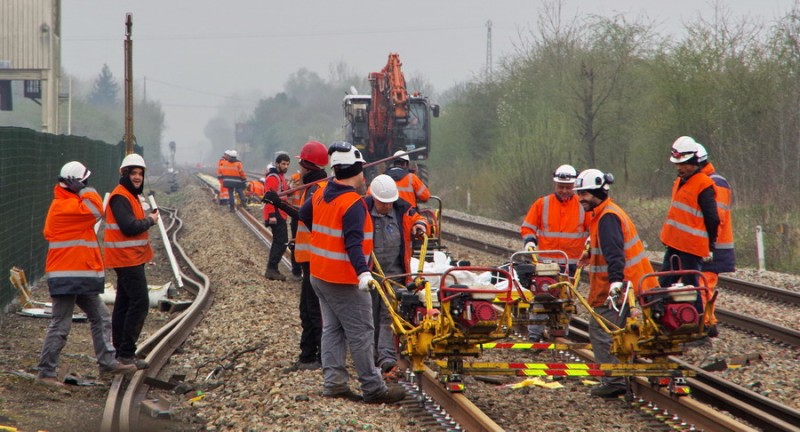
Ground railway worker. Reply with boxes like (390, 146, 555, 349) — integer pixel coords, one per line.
(217, 151, 230, 205)
(264, 141, 328, 371)
(659, 136, 719, 314)
(298, 141, 406, 404)
(287, 170, 304, 280)
(36, 162, 137, 386)
(263, 152, 292, 281)
(246, 177, 265, 205)
(104, 154, 159, 370)
(574, 168, 658, 398)
(695, 143, 734, 338)
(385, 150, 430, 208)
(217, 149, 247, 213)
(365, 175, 428, 379)
(520, 164, 589, 342)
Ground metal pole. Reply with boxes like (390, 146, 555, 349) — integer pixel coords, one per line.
(67, 78, 72, 135)
(755, 225, 765, 272)
(124, 13, 134, 154)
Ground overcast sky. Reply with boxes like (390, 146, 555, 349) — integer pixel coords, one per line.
(61, 0, 795, 163)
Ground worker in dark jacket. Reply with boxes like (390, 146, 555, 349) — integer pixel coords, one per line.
(659, 136, 719, 314)
(298, 142, 405, 404)
(104, 154, 159, 370)
(384, 151, 430, 208)
(37, 161, 136, 385)
(364, 175, 427, 379)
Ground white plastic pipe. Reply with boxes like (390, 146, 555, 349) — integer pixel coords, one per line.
(148, 195, 184, 288)
(755, 225, 765, 272)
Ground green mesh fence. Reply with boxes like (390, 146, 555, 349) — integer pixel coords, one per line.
(0, 127, 141, 310)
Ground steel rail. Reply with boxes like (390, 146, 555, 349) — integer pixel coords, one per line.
(101, 206, 214, 432)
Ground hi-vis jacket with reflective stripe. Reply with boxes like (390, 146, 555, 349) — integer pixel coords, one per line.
(264, 169, 289, 220)
(307, 184, 374, 284)
(294, 181, 327, 263)
(386, 167, 430, 208)
(217, 158, 246, 187)
(587, 199, 657, 307)
(287, 171, 303, 207)
(521, 194, 589, 264)
(43, 185, 105, 296)
(660, 172, 716, 258)
(104, 184, 154, 268)
(700, 162, 735, 273)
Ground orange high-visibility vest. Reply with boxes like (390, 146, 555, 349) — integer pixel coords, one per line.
(309, 186, 374, 284)
(294, 181, 327, 263)
(247, 180, 265, 197)
(660, 172, 715, 257)
(395, 173, 430, 208)
(44, 185, 105, 295)
(104, 185, 154, 268)
(700, 162, 735, 273)
(287, 172, 303, 207)
(217, 159, 245, 183)
(520, 194, 589, 264)
(264, 171, 288, 220)
(587, 199, 657, 307)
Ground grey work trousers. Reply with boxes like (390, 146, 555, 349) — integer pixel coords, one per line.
(372, 285, 399, 368)
(588, 305, 626, 387)
(311, 276, 387, 398)
(38, 294, 118, 378)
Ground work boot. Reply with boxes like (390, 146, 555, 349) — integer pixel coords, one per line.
(118, 357, 150, 370)
(36, 376, 65, 387)
(707, 324, 719, 338)
(264, 268, 287, 281)
(283, 360, 321, 373)
(589, 384, 626, 398)
(322, 388, 363, 402)
(363, 384, 406, 404)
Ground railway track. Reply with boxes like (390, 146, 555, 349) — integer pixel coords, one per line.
(442, 212, 800, 431)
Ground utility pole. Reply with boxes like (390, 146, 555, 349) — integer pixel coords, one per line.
(485, 20, 493, 81)
(123, 13, 135, 155)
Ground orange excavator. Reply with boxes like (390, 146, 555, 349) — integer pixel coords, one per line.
(343, 53, 439, 180)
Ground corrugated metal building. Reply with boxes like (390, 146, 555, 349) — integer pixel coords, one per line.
(0, 0, 61, 132)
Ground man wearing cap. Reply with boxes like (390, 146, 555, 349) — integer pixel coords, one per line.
(520, 164, 589, 342)
(385, 150, 430, 208)
(364, 174, 428, 379)
(659, 137, 719, 309)
(299, 141, 406, 404)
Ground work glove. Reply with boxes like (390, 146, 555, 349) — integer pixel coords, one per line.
(703, 251, 714, 263)
(524, 240, 537, 251)
(412, 224, 426, 238)
(262, 191, 280, 204)
(358, 272, 375, 292)
(606, 281, 624, 310)
(63, 177, 86, 193)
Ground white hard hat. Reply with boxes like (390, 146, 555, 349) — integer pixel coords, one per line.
(259, 177, 265, 182)
(574, 169, 614, 192)
(370, 174, 399, 203)
(59, 161, 91, 183)
(224, 150, 234, 157)
(229, 150, 239, 159)
(553, 164, 577, 183)
(695, 143, 708, 163)
(393, 150, 410, 162)
(329, 141, 365, 167)
(120, 153, 146, 173)
(670, 136, 699, 163)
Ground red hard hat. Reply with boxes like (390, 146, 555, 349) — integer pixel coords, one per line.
(297, 140, 328, 167)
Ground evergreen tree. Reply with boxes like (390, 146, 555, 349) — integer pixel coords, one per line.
(88, 64, 120, 107)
